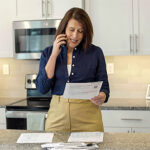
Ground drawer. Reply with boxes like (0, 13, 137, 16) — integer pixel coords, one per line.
(102, 110, 150, 128)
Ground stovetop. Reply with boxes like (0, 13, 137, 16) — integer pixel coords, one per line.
(6, 97, 51, 111)
(6, 74, 52, 111)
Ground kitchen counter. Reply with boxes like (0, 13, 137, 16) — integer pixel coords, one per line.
(0, 97, 150, 110)
(101, 98, 150, 110)
(0, 129, 150, 150)
(0, 97, 25, 107)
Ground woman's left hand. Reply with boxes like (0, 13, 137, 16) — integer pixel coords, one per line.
(90, 92, 106, 106)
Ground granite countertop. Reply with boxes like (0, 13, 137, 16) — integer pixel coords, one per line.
(0, 129, 150, 150)
(0, 97, 25, 107)
(0, 97, 150, 110)
(101, 98, 150, 110)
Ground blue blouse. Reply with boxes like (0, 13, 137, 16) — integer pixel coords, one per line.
(36, 44, 110, 103)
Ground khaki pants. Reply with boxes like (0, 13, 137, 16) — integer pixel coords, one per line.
(45, 95, 104, 132)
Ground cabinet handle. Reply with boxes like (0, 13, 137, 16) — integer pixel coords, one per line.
(16, 0, 18, 16)
(82, 0, 85, 9)
(130, 34, 134, 54)
(135, 34, 138, 53)
(42, 0, 46, 17)
(47, 0, 52, 17)
(121, 118, 142, 121)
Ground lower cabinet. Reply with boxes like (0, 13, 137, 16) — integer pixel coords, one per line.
(101, 110, 150, 133)
(0, 108, 6, 129)
(131, 127, 150, 133)
(104, 127, 131, 133)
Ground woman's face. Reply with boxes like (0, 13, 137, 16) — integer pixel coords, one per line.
(65, 18, 84, 51)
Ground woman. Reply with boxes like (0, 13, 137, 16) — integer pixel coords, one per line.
(36, 7, 110, 132)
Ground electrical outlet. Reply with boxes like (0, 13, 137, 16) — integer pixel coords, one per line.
(107, 63, 114, 74)
(2, 64, 9, 75)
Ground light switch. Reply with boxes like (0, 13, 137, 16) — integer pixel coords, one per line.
(107, 63, 114, 74)
(2, 64, 9, 75)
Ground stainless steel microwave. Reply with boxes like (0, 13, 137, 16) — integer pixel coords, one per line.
(13, 20, 61, 59)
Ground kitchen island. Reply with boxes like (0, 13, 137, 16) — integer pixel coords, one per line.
(0, 129, 150, 150)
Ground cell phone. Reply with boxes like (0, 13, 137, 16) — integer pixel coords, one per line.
(60, 31, 66, 48)
(60, 43, 66, 48)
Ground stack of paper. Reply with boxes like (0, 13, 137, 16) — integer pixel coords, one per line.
(41, 142, 99, 150)
(16, 133, 54, 143)
(41, 132, 103, 150)
(63, 81, 103, 99)
(68, 132, 104, 143)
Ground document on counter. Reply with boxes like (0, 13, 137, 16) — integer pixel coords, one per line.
(16, 133, 54, 143)
(63, 81, 103, 99)
(68, 132, 104, 143)
(41, 142, 99, 150)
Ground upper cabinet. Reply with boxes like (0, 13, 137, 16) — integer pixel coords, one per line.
(0, 0, 84, 58)
(86, 0, 133, 56)
(15, 0, 84, 20)
(134, 0, 150, 55)
(86, 0, 150, 56)
(0, 0, 15, 58)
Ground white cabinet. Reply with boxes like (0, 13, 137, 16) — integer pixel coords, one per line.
(104, 127, 131, 133)
(132, 128, 150, 133)
(102, 110, 150, 133)
(86, 0, 150, 56)
(0, 0, 15, 58)
(0, 108, 6, 129)
(15, 0, 43, 20)
(133, 0, 150, 55)
(50, 0, 84, 19)
(15, 0, 84, 20)
(86, 0, 132, 56)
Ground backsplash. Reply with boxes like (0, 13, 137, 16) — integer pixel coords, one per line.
(105, 56, 150, 99)
(0, 56, 150, 99)
(0, 58, 39, 98)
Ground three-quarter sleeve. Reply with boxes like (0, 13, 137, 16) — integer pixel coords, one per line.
(35, 47, 55, 94)
(96, 47, 110, 103)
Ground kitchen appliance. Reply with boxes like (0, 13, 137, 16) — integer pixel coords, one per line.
(13, 19, 61, 59)
(6, 74, 51, 130)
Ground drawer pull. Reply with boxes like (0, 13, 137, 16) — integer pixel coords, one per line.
(121, 118, 142, 121)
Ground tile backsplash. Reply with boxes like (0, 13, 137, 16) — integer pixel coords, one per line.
(105, 56, 150, 99)
(0, 56, 150, 99)
(0, 58, 39, 98)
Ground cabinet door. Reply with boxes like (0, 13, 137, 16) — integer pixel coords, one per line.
(134, 0, 150, 55)
(104, 127, 131, 133)
(48, 0, 84, 19)
(0, 108, 6, 125)
(86, 0, 133, 56)
(102, 110, 150, 128)
(132, 128, 150, 133)
(0, 124, 6, 129)
(0, 0, 15, 57)
(15, 0, 43, 20)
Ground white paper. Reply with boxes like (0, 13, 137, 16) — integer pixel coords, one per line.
(16, 133, 54, 143)
(41, 142, 99, 149)
(68, 132, 104, 143)
(63, 81, 103, 99)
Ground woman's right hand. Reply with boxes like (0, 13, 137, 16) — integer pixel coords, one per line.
(51, 34, 67, 57)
